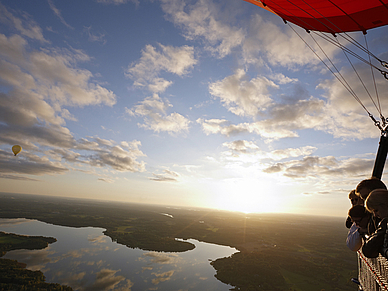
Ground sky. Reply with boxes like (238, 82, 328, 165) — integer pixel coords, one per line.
(1, 0, 388, 217)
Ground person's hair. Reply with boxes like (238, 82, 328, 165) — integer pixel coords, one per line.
(356, 178, 387, 193)
(348, 189, 356, 199)
(365, 189, 388, 213)
(348, 205, 369, 218)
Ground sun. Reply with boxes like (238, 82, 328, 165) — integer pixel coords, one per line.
(211, 178, 285, 214)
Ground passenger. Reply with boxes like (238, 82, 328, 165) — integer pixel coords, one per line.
(346, 205, 370, 251)
(361, 189, 388, 258)
(346, 190, 363, 228)
(355, 178, 387, 200)
(355, 178, 387, 234)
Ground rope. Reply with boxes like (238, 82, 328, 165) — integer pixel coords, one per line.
(313, 32, 387, 75)
(288, 23, 371, 115)
(265, 0, 388, 69)
(365, 35, 383, 121)
(335, 36, 382, 117)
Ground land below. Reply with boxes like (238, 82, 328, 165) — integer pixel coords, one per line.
(0, 192, 357, 291)
(0, 231, 73, 290)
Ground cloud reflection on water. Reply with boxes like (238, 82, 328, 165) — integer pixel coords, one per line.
(151, 270, 175, 285)
(84, 269, 134, 291)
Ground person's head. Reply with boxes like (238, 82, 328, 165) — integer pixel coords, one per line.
(355, 178, 387, 200)
(365, 189, 388, 219)
(348, 189, 363, 206)
(348, 205, 371, 228)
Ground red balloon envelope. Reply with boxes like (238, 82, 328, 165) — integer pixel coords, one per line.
(244, 0, 388, 33)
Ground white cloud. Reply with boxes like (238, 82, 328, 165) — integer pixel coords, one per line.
(0, 149, 68, 176)
(263, 156, 373, 180)
(0, 7, 148, 179)
(209, 69, 277, 117)
(222, 140, 259, 154)
(242, 14, 338, 68)
(0, 4, 48, 42)
(316, 63, 388, 139)
(196, 118, 248, 136)
(0, 30, 116, 150)
(150, 169, 180, 182)
(221, 140, 317, 161)
(48, 0, 74, 29)
(127, 94, 190, 134)
(84, 26, 106, 44)
(197, 92, 325, 140)
(160, 0, 245, 58)
(79, 138, 146, 173)
(126, 43, 197, 93)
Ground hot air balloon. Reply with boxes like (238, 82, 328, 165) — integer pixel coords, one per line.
(243, 0, 388, 34)
(243, 0, 388, 179)
(243, 1, 388, 289)
(12, 145, 22, 156)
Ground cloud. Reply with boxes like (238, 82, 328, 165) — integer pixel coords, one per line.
(222, 140, 259, 154)
(82, 138, 146, 173)
(196, 118, 248, 136)
(0, 149, 68, 176)
(209, 69, 277, 117)
(0, 173, 40, 181)
(200, 79, 326, 140)
(126, 94, 190, 134)
(0, 137, 146, 179)
(0, 4, 48, 42)
(47, 0, 74, 29)
(242, 14, 337, 68)
(84, 26, 106, 44)
(0, 30, 116, 150)
(96, 0, 139, 5)
(221, 140, 317, 162)
(316, 63, 388, 139)
(160, 0, 245, 58)
(150, 169, 180, 182)
(263, 156, 374, 179)
(98, 177, 115, 183)
(126, 43, 197, 93)
(0, 8, 145, 180)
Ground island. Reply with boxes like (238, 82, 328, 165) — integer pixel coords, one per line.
(0, 231, 73, 290)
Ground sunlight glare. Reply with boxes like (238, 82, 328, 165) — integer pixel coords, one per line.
(212, 178, 284, 214)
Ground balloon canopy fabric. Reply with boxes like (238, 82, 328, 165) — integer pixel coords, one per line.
(244, 0, 388, 33)
(12, 145, 22, 156)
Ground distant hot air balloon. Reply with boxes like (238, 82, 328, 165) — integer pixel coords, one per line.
(12, 145, 22, 156)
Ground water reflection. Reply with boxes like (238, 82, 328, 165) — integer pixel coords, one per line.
(1, 218, 238, 291)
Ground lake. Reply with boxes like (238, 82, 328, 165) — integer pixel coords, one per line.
(0, 218, 238, 291)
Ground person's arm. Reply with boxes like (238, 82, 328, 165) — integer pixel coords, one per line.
(346, 216, 353, 228)
(362, 219, 387, 258)
(346, 223, 362, 251)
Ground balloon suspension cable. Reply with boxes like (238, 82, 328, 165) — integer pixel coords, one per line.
(313, 32, 388, 76)
(284, 0, 388, 67)
(364, 35, 382, 115)
(289, 23, 388, 137)
(278, 0, 388, 76)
